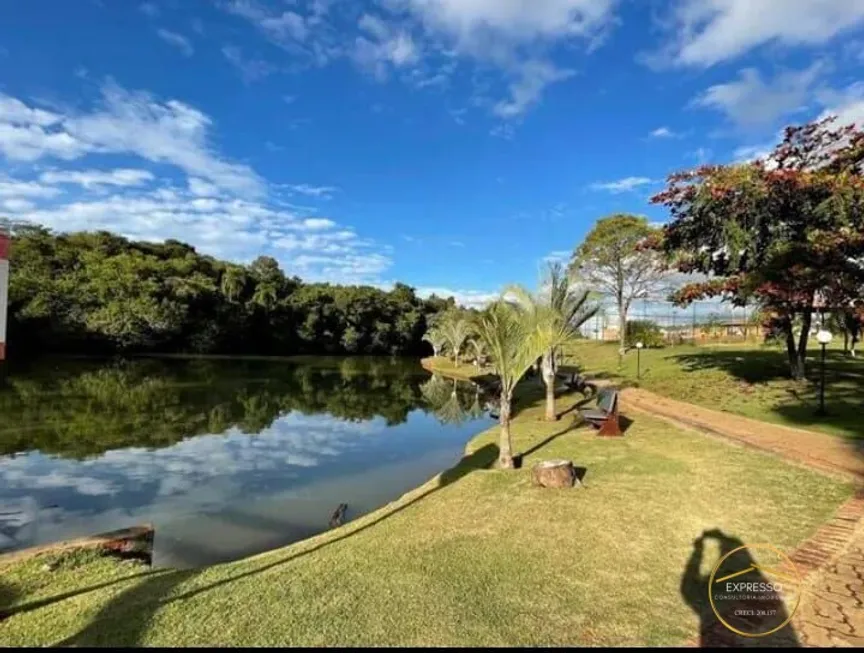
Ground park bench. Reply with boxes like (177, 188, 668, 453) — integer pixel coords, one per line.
(578, 387, 622, 437)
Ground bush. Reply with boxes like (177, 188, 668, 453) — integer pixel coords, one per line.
(626, 320, 664, 348)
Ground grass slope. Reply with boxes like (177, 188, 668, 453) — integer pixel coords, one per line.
(0, 386, 851, 647)
(564, 341, 864, 440)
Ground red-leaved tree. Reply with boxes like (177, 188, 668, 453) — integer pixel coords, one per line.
(651, 117, 864, 380)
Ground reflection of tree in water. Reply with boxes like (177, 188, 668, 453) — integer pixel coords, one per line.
(420, 375, 491, 425)
(680, 528, 800, 647)
(0, 357, 432, 459)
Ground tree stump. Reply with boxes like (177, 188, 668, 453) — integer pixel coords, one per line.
(532, 460, 580, 489)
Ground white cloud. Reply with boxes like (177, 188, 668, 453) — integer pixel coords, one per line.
(693, 63, 824, 127)
(0, 114, 88, 161)
(732, 143, 773, 163)
(2, 198, 34, 211)
(0, 85, 263, 196)
(0, 83, 395, 286)
(222, 46, 279, 83)
(354, 15, 420, 78)
(289, 184, 339, 199)
(187, 177, 220, 197)
(542, 250, 571, 265)
(3, 181, 390, 284)
(650, 126, 677, 138)
(220, 1, 613, 120)
(0, 95, 61, 126)
(590, 176, 653, 193)
(224, 1, 313, 51)
(400, 0, 612, 119)
(416, 286, 498, 309)
(658, 0, 864, 67)
(493, 59, 574, 118)
(402, 0, 615, 44)
(261, 11, 309, 42)
(817, 82, 864, 129)
(303, 218, 336, 230)
(40, 168, 154, 189)
(157, 29, 194, 57)
(0, 176, 61, 198)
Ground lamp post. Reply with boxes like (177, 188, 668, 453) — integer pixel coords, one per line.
(815, 329, 832, 417)
(636, 341, 644, 380)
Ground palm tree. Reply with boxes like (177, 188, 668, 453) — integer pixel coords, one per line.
(507, 262, 598, 421)
(251, 282, 278, 310)
(220, 265, 247, 303)
(474, 295, 575, 469)
(438, 311, 473, 365)
(466, 336, 488, 368)
(422, 326, 447, 358)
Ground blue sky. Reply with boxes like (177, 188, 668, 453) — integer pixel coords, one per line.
(1, 1, 863, 306)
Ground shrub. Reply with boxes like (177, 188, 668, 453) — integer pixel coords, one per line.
(626, 320, 664, 348)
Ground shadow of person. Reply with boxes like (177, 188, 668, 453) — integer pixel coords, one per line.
(680, 528, 800, 648)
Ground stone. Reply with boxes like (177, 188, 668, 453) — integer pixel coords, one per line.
(532, 460, 580, 489)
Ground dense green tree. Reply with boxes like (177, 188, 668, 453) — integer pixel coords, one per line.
(569, 215, 667, 359)
(1, 225, 453, 358)
(652, 117, 864, 379)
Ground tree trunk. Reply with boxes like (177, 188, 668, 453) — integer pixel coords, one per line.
(782, 317, 803, 380)
(498, 391, 514, 469)
(532, 460, 579, 489)
(618, 299, 627, 357)
(796, 306, 813, 380)
(542, 350, 557, 421)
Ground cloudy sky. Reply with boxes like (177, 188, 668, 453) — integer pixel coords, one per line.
(1, 0, 863, 305)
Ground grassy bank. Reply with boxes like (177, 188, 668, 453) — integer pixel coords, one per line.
(420, 356, 491, 380)
(0, 385, 851, 646)
(563, 340, 864, 440)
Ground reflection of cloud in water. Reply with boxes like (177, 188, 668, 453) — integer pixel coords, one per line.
(0, 412, 388, 542)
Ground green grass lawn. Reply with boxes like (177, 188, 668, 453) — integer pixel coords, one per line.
(562, 340, 864, 440)
(420, 356, 491, 380)
(0, 388, 851, 647)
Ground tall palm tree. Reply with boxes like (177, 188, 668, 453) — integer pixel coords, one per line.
(466, 336, 488, 368)
(438, 312, 473, 365)
(220, 265, 247, 303)
(474, 295, 575, 469)
(251, 282, 278, 310)
(507, 262, 598, 421)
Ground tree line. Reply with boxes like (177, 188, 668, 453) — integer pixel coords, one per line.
(1, 223, 456, 358)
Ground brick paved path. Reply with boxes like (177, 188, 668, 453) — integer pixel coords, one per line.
(606, 386, 864, 647)
(619, 387, 864, 482)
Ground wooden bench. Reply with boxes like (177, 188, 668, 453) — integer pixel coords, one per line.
(579, 388, 622, 437)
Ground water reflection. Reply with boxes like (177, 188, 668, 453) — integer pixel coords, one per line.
(0, 358, 493, 565)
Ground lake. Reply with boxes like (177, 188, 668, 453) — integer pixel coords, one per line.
(0, 357, 494, 567)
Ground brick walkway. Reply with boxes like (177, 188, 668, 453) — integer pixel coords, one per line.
(620, 387, 864, 482)
(610, 386, 864, 647)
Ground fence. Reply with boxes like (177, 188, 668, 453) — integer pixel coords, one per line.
(580, 296, 763, 346)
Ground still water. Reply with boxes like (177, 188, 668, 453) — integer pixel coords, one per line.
(0, 357, 493, 567)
